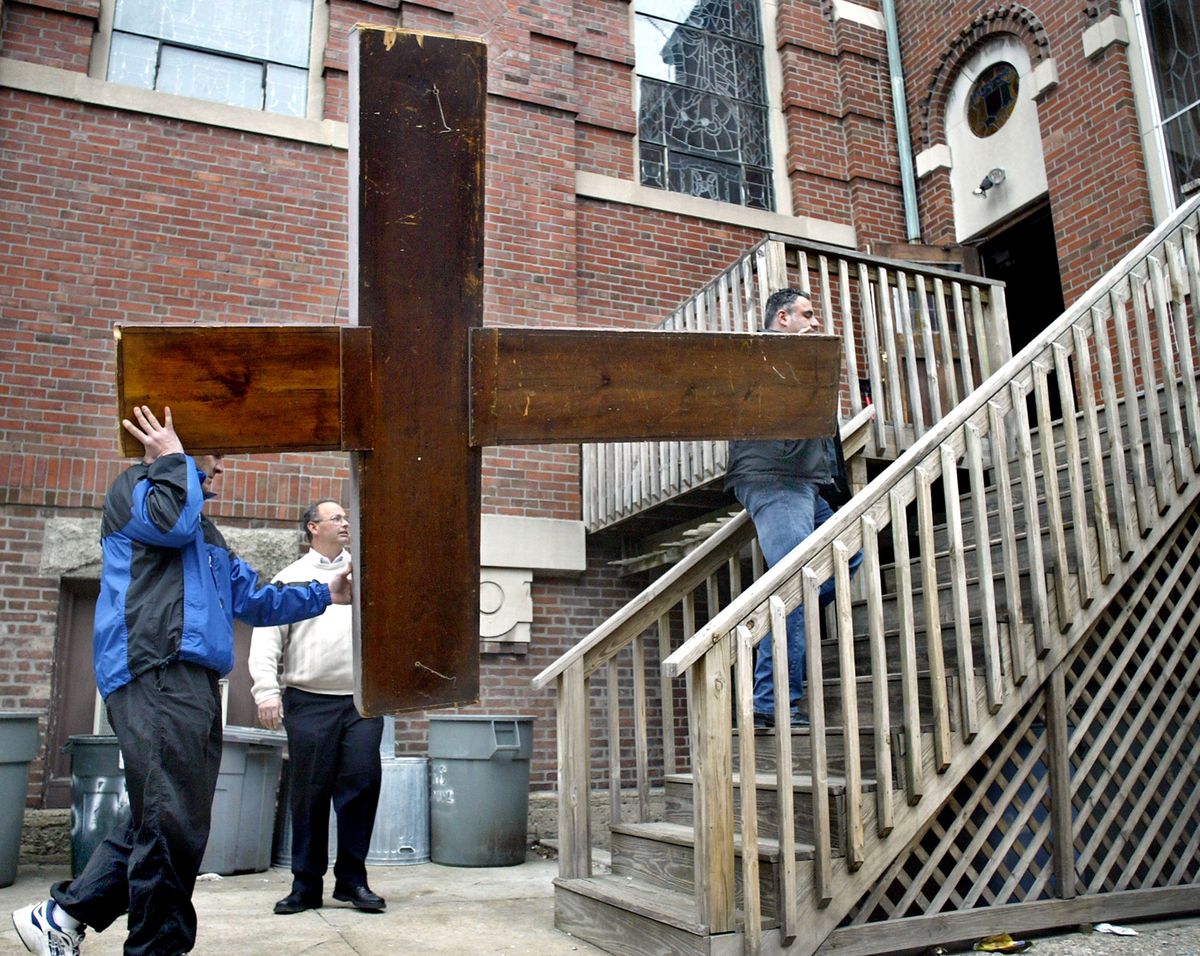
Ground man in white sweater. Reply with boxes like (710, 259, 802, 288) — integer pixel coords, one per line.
(249, 499, 386, 915)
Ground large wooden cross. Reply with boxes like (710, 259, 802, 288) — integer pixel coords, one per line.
(114, 26, 842, 715)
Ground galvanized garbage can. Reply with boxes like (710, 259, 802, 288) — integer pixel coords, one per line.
(0, 712, 40, 887)
(200, 726, 286, 875)
(428, 716, 534, 867)
(368, 756, 430, 865)
(67, 735, 127, 877)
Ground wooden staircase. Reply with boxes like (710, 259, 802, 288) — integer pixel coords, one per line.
(534, 195, 1200, 955)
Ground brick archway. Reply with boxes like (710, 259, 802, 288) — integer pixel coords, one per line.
(918, 5, 1052, 150)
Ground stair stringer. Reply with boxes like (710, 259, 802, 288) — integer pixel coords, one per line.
(759, 473, 1200, 956)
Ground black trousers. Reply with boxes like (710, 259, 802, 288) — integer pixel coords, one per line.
(53, 662, 223, 956)
(283, 688, 383, 895)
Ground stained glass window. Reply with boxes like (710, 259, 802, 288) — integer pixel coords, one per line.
(966, 62, 1019, 138)
(635, 0, 773, 210)
(1145, 0, 1200, 201)
(107, 0, 312, 117)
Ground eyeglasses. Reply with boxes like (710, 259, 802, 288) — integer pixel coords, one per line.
(313, 515, 349, 525)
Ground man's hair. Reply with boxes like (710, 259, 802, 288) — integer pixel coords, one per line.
(763, 288, 812, 330)
(301, 498, 340, 543)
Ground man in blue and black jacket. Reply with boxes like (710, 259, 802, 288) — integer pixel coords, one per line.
(14, 405, 352, 956)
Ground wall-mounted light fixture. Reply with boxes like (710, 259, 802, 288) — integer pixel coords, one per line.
(973, 167, 1007, 197)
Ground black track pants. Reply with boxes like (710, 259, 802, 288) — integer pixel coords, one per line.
(53, 662, 223, 956)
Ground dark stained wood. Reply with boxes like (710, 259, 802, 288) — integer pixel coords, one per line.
(115, 325, 344, 457)
(339, 327, 374, 450)
(469, 329, 843, 446)
(348, 26, 486, 713)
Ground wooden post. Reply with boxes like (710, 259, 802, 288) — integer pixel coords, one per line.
(688, 635, 735, 933)
(557, 660, 592, 880)
(1045, 665, 1077, 901)
(348, 26, 486, 712)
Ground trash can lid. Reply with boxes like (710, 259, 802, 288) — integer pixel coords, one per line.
(222, 726, 288, 747)
(427, 715, 536, 722)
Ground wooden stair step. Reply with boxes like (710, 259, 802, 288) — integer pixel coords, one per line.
(610, 819, 814, 863)
(608, 820, 812, 930)
(553, 873, 713, 956)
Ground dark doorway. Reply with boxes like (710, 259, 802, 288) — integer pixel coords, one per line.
(977, 201, 1066, 353)
(977, 201, 1068, 420)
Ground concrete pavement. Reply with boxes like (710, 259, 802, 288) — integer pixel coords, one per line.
(0, 856, 607, 955)
(5, 860, 1200, 955)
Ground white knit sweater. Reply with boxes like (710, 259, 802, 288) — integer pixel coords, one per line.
(248, 548, 354, 704)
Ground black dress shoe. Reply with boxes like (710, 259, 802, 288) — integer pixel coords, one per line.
(274, 891, 322, 915)
(332, 883, 386, 912)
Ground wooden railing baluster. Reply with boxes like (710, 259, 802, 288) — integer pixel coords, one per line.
(940, 442, 978, 739)
(897, 270, 927, 439)
(1130, 272, 1172, 510)
(658, 613, 677, 776)
(859, 262, 888, 450)
(1072, 322, 1119, 582)
(953, 282, 975, 395)
(800, 575, 830, 910)
(889, 488, 924, 801)
(1052, 339, 1096, 606)
(965, 420, 1004, 711)
(861, 513, 895, 833)
(1166, 237, 1200, 467)
(986, 398, 1028, 683)
(933, 277, 959, 409)
(1149, 254, 1187, 490)
(833, 540, 864, 869)
(839, 258, 863, 415)
(735, 624, 762, 954)
(763, 600, 800, 937)
(632, 635, 650, 821)
(1109, 286, 1155, 535)
(915, 464, 951, 768)
(607, 656, 622, 826)
(1033, 360, 1074, 630)
(877, 267, 909, 452)
(1011, 378, 1053, 652)
(916, 274, 943, 423)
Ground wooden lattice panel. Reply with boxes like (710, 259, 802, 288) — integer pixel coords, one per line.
(843, 502, 1200, 927)
(1068, 508, 1200, 895)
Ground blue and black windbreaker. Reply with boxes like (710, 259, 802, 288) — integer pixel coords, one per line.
(93, 453, 332, 699)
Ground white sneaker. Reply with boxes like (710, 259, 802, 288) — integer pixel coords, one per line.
(12, 900, 85, 956)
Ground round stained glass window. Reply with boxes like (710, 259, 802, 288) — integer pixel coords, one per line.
(967, 62, 1020, 138)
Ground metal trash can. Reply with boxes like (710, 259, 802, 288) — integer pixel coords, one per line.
(67, 735, 127, 877)
(428, 715, 534, 867)
(368, 756, 430, 865)
(200, 726, 286, 875)
(0, 713, 40, 887)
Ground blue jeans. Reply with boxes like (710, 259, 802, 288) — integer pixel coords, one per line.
(732, 478, 862, 718)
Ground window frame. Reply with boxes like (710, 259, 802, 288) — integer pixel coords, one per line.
(1130, 0, 1200, 214)
(89, 0, 328, 122)
(631, 0, 790, 213)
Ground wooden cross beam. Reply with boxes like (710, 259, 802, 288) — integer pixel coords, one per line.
(113, 26, 842, 715)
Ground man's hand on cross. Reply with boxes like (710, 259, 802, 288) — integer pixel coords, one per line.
(122, 405, 185, 464)
(328, 563, 354, 605)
